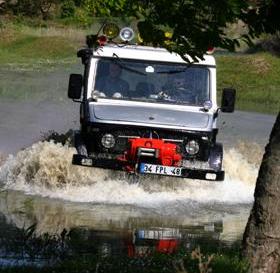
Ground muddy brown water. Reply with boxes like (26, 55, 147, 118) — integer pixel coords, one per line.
(0, 64, 277, 264)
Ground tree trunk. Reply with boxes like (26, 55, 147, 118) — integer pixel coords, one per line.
(243, 112, 280, 273)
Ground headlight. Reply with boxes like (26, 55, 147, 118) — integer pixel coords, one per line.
(119, 27, 134, 42)
(185, 140, 199, 155)
(101, 134, 115, 149)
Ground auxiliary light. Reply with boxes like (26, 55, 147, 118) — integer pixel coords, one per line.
(119, 27, 135, 42)
(103, 23, 120, 39)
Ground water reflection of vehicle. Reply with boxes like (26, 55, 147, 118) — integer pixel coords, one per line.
(0, 190, 247, 258)
(66, 223, 222, 257)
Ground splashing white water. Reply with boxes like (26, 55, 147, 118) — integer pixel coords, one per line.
(0, 141, 259, 206)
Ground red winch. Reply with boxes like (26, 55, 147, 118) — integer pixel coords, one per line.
(117, 138, 182, 172)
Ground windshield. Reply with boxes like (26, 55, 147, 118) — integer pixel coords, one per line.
(93, 58, 210, 106)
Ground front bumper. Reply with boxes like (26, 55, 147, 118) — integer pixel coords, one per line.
(72, 154, 224, 181)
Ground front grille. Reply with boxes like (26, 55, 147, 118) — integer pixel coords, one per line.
(86, 125, 211, 161)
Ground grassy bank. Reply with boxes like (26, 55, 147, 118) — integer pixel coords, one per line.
(0, 248, 249, 273)
(0, 22, 85, 65)
(0, 23, 279, 114)
(217, 53, 280, 114)
(0, 221, 248, 273)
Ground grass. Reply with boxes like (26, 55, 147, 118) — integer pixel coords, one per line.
(0, 33, 77, 64)
(0, 21, 85, 65)
(216, 53, 280, 114)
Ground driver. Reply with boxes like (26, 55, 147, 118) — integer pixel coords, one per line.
(167, 75, 196, 103)
(95, 63, 129, 97)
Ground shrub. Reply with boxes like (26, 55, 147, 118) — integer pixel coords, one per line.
(60, 0, 76, 18)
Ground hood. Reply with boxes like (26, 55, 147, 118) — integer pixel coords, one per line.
(92, 104, 210, 129)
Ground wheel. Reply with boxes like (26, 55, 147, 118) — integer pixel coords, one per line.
(74, 132, 88, 156)
(209, 143, 223, 171)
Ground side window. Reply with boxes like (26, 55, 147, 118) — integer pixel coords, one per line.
(94, 62, 109, 91)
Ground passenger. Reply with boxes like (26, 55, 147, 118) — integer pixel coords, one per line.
(95, 63, 129, 97)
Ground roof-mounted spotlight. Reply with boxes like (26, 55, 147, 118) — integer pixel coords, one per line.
(103, 23, 120, 39)
(119, 27, 135, 42)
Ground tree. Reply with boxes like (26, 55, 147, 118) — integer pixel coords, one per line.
(243, 112, 280, 273)
(90, 0, 280, 61)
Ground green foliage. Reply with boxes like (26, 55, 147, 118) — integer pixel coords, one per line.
(5, 0, 59, 19)
(9, 0, 42, 17)
(132, 0, 280, 61)
(211, 254, 249, 273)
(60, 0, 76, 18)
(73, 0, 83, 7)
(73, 8, 92, 27)
(2, 0, 280, 60)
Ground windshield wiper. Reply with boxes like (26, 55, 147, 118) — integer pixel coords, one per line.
(112, 53, 147, 76)
(156, 69, 187, 74)
(156, 63, 193, 74)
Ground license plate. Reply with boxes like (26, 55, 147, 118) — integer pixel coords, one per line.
(81, 158, 93, 166)
(139, 163, 182, 176)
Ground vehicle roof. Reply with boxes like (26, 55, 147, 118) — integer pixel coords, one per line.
(93, 44, 216, 66)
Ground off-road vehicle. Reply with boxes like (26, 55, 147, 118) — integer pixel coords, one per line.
(68, 27, 235, 181)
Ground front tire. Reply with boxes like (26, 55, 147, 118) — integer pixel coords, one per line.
(74, 132, 88, 156)
(209, 143, 223, 171)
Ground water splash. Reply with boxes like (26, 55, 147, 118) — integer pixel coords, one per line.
(0, 140, 260, 206)
(0, 153, 6, 167)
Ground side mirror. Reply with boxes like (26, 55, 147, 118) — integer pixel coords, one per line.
(221, 88, 236, 113)
(68, 74, 83, 100)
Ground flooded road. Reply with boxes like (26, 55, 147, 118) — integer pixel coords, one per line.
(0, 63, 277, 263)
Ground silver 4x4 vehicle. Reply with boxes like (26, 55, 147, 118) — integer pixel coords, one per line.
(68, 34, 235, 181)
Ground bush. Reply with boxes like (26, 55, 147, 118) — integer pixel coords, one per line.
(60, 0, 76, 18)
(261, 33, 280, 56)
(2, 0, 58, 20)
(10, 0, 41, 17)
(74, 0, 83, 7)
(74, 8, 92, 27)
